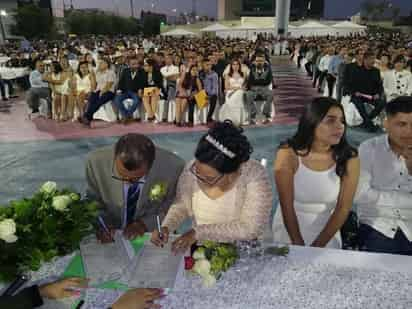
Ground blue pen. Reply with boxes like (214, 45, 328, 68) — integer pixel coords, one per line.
(98, 216, 113, 241)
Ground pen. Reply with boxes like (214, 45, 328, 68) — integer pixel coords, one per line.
(156, 215, 163, 247)
(98, 216, 113, 241)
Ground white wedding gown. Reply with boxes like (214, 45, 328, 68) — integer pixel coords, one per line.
(219, 76, 246, 126)
(272, 156, 342, 249)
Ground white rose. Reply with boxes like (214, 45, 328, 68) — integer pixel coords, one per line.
(202, 274, 217, 288)
(52, 195, 72, 212)
(193, 259, 211, 277)
(0, 219, 18, 243)
(40, 181, 57, 194)
(193, 248, 206, 260)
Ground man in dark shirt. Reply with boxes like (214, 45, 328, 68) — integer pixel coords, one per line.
(343, 49, 364, 97)
(347, 50, 385, 132)
(113, 57, 145, 123)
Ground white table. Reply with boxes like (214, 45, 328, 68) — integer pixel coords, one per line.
(1, 246, 412, 308)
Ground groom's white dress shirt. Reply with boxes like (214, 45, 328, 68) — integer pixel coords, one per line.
(356, 134, 412, 240)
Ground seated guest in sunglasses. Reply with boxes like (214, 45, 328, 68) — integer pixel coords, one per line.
(151, 120, 273, 254)
(85, 133, 185, 242)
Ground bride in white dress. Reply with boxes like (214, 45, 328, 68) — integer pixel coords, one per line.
(272, 97, 360, 249)
(219, 60, 247, 126)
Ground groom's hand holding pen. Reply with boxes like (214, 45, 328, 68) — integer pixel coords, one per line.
(96, 216, 115, 243)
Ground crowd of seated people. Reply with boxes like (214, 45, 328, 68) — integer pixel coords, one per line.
(1, 36, 277, 127)
(290, 32, 412, 132)
(1, 30, 411, 131)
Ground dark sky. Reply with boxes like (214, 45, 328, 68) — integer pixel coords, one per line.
(70, 0, 412, 19)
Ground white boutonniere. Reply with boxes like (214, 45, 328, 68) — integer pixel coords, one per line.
(149, 182, 168, 203)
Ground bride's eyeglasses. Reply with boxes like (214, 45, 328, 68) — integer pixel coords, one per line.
(190, 162, 224, 186)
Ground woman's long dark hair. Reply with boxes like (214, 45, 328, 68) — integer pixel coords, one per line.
(281, 97, 357, 177)
(52, 61, 63, 74)
(77, 61, 89, 78)
(228, 59, 244, 78)
(181, 65, 198, 90)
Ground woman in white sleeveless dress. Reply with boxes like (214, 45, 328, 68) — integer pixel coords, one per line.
(59, 57, 76, 121)
(43, 61, 65, 121)
(272, 97, 360, 249)
(219, 60, 246, 126)
(73, 61, 96, 121)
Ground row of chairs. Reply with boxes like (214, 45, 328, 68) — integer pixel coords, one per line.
(94, 96, 275, 125)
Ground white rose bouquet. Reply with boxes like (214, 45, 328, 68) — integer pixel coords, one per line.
(0, 181, 98, 282)
(185, 241, 239, 287)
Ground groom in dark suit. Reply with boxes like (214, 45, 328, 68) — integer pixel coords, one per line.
(85, 133, 185, 242)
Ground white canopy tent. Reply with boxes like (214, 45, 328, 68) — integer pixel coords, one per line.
(161, 29, 197, 37)
(200, 23, 229, 32)
(216, 24, 278, 40)
(296, 21, 336, 37)
(332, 21, 367, 37)
(287, 24, 300, 37)
(216, 24, 258, 39)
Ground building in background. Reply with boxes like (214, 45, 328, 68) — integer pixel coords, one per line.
(0, 0, 18, 43)
(18, 0, 64, 17)
(141, 11, 167, 25)
(306, 0, 324, 19)
(241, 0, 275, 16)
(217, 0, 324, 20)
(217, 0, 242, 20)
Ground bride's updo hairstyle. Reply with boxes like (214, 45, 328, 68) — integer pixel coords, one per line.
(195, 120, 253, 174)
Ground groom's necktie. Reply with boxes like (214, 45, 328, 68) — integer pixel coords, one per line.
(125, 181, 145, 226)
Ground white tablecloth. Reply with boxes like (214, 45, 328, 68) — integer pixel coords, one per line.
(1, 246, 412, 308)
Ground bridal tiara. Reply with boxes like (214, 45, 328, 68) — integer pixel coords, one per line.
(205, 135, 236, 159)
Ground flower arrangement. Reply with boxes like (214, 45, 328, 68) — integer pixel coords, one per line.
(0, 181, 99, 282)
(185, 241, 239, 287)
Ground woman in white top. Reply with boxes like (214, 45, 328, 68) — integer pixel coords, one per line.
(383, 55, 412, 103)
(73, 61, 96, 120)
(219, 59, 247, 126)
(59, 58, 75, 121)
(272, 97, 360, 249)
(43, 61, 66, 121)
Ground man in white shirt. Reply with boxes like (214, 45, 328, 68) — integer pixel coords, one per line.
(26, 60, 50, 116)
(160, 55, 179, 123)
(317, 47, 334, 94)
(356, 96, 412, 255)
